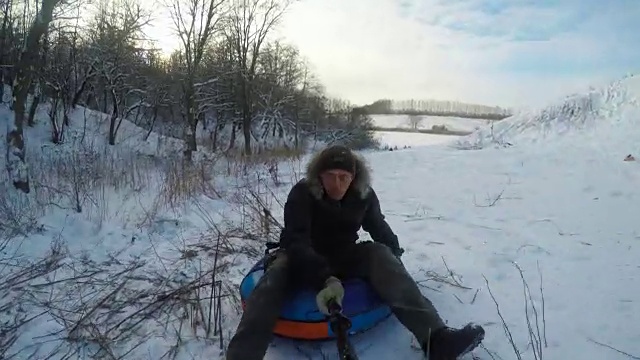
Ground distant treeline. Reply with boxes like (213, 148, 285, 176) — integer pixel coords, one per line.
(358, 99, 513, 120)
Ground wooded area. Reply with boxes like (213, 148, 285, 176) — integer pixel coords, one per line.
(2, 0, 376, 193)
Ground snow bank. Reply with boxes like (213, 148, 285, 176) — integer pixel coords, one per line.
(456, 74, 640, 150)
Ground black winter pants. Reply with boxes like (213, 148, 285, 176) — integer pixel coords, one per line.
(225, 242, 445, 360)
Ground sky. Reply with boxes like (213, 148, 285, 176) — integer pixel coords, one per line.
(145, 0, 640, 109)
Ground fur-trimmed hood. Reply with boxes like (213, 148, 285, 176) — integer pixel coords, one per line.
(305, 148, 372, 200)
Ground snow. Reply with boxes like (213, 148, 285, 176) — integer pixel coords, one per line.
(2, 74, 640, 360)
(456, 74, 640, 150)
(371, 114, 491, 132)
(374, 130, 457, 148)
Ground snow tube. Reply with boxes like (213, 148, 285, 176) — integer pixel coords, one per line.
(239, 257, 392, 341)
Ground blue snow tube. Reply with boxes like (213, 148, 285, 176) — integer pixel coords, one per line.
(239, 256, 392, 341)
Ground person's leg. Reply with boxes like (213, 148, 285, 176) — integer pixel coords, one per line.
(344, 242, 484, 359)
(225, 252, 289, 360)
(344, 241, 445, 341)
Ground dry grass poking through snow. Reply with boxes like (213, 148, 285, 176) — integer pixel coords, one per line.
(481, 263, 547, 360)
(0, 123, 306, 359)
(411, 255, 548, 360)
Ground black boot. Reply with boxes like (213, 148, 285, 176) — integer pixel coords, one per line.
(423, 323, 485, 360)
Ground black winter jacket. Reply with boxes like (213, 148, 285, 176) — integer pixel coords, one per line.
(278, 150, 402, 289)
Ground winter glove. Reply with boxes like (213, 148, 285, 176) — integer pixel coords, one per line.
(315, 276, 345, 315)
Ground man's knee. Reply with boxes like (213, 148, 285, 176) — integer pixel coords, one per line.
(357, 241, 397, 261)
(262, 252, 289, 283)
(349, 242, 402, 276)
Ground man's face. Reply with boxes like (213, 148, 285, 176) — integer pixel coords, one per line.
(320, 169, 354, 200)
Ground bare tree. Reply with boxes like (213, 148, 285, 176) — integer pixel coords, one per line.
(168, 0, 226, 161)
(226, 0, 292, 155)
(195, 40, 238, 151)
(141, 63, 172, 141)
(87, 0, 150, 145)
(252, 41, 304, 148)
(0, 0, 15, 102)
(7, 0, 62, 193)
(407, 114, 422, 130)
(46, 30, 72, 143)
(26, 25, 48, 128)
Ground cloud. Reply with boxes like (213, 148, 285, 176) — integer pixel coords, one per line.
(275, 0, 640, 108)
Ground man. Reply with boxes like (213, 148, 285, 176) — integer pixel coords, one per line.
(225, 145, 485, 360)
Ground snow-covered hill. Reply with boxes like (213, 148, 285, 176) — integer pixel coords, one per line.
(456, 75, 640, 150)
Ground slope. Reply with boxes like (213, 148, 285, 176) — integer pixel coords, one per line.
(456, 74, 640, 150)
(250, 76, 640, 359)
(253, 141, 639, 360)
(0, 101, 290, 359)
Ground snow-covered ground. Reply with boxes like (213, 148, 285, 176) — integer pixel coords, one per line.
(0, 102, 274, 359)
(374, 130, 456, 148)
(259, 76, 640, 360)
(371, 114, 491, 132)
(2, 74, 640, 360)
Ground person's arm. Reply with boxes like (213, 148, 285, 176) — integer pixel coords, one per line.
(362, 188, 404, 257)
(280, 181, 333, 289)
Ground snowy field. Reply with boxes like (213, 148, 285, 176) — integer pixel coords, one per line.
(2, 74, 640, 360)
(374, 130, 457, 148)
(371, 114, 491, 132)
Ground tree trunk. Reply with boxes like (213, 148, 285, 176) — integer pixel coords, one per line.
(27, 82, 40, 126)
(7, 0, 61, 193)
(183, 85, 198, 161)
(144, 106, 159, 141)
(242, 110, 251, 155)
(240, 76, 252, 155)
(108, 90, 119, 145)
